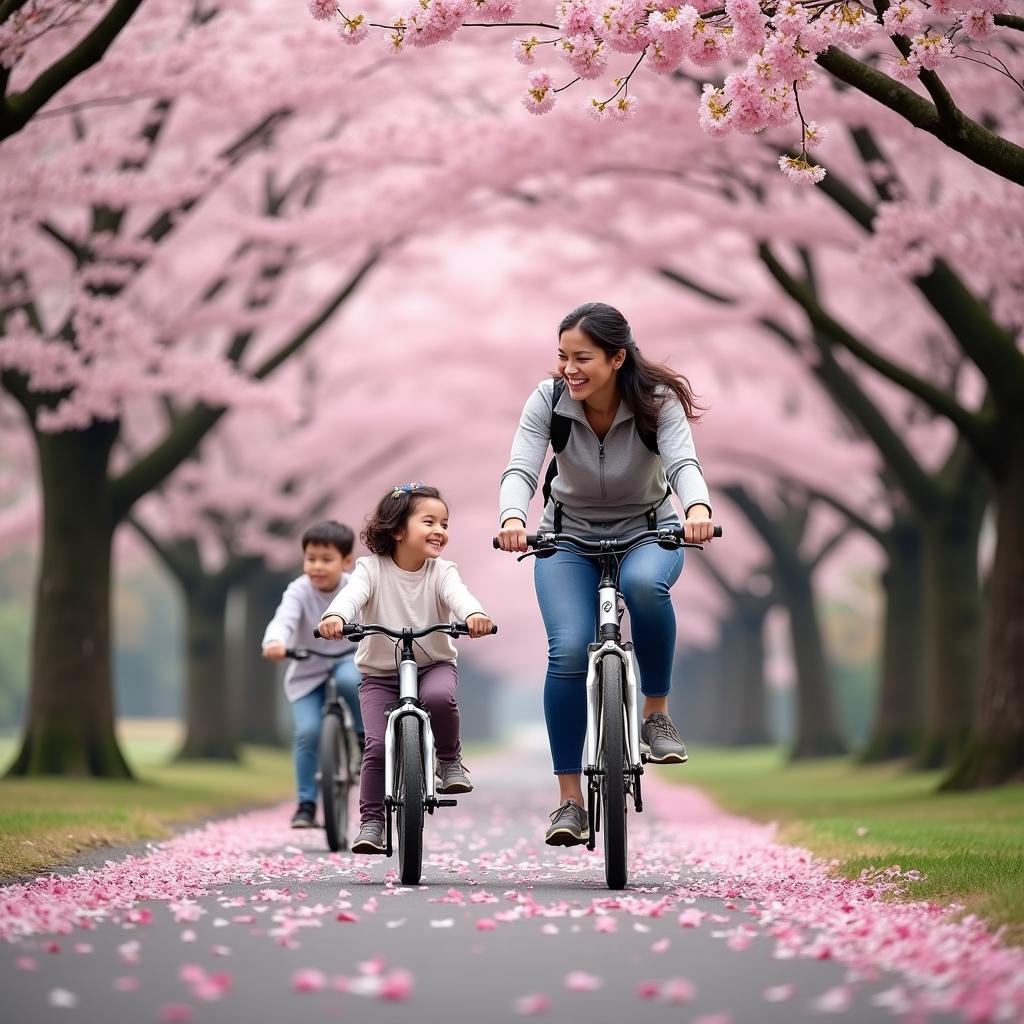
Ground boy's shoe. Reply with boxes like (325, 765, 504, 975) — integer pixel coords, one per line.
(290, 801, 318, 829)
(544, 798, 590, 847)
(436, 758, 473, 794)
(351, 820, 386, 855)
(640, 712, 689, 764)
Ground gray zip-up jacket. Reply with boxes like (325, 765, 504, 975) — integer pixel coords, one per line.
(499, 378, 712, 536)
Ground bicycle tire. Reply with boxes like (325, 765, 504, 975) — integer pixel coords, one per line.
(319, 712, 351, 852)
(600, 655, 629, 890)
(396, 715, 425, 885)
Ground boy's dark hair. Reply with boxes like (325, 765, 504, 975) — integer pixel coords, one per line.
(301, 520, 355, 557)
(361, 484, 446, 556)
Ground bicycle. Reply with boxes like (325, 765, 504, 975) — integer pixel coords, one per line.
(284, 647, 361, 853)
(494, 523, 722, 890)
(313, 619, 497, 884)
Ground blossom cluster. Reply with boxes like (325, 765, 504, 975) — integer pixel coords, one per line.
(312, 0, 1015, 185)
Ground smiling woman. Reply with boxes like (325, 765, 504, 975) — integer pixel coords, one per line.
(495, 301, 718, 845)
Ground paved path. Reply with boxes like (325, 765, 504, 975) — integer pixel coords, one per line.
(2, 737, 1021, 1023)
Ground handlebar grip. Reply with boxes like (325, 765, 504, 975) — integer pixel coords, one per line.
(312, 627, 322, 640)
(713, 525, 723, 538)
(492, 535, 540, 549)
(342, 623, 362, 637)
(489, 624, 498, 635)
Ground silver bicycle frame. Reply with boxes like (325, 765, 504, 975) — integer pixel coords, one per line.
(584, 583, 643, 772)
(383, 658, 437, 803)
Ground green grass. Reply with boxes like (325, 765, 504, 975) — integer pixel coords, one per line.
(0, 722, 294, 879)
(655, 747, 1024, 937)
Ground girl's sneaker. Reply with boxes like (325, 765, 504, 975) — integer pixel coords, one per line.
(436, 758, 472, 794)
(351, 820, 386, 854)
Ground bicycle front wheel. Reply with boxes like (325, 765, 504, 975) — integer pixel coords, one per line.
(319, 712, 351, 853)
(395, 715, 425, 885)
(600, 655, 629, 890)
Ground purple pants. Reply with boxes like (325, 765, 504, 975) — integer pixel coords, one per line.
(358, 662, 461, 824)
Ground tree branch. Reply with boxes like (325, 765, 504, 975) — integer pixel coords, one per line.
(816, 46, 1024, 186)
(758, 243, 998, 467)
(1, 0, 146, 143)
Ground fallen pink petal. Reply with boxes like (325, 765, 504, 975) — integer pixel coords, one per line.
(565, 970, 603, 992)
(515, 993, 551, 1016)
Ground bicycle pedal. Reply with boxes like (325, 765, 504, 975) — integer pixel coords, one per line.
(436, 799, 457, 807)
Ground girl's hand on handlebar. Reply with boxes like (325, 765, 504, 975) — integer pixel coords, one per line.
(318, 614, 346, 640)
(262, 641, 286, 662)
(683, 506, 716, 544)
(497, 518, 528, 553)
(466, 613, 495, 638)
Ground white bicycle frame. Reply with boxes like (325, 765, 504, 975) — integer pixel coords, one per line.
(584, 581, 643, 775)
(382, 658, 437, 805)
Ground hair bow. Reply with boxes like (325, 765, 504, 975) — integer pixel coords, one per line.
(391, 481, 426, 497)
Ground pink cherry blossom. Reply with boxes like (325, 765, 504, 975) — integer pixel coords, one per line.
(291, 967, 328, 992)
(565, 970, 603, 991)
(778, 154, 827, 185)
(661, 977, 697, 1003)
(515, 993, 551, 1015)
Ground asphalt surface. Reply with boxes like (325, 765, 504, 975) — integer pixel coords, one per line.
(0, 737, 966, 1024)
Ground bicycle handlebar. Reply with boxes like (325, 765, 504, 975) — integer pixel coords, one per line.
(284, 647, 355, 661)
(313, 621, 498, 641)
(491, 523, 722, 552)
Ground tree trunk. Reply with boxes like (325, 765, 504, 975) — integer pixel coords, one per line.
(7, 424, 131, 777)
(176, 579, 238, 761)
(781, 565, 847, 759)
(943, 432, 1024, 788)
(860, 518, 925, 762)
(236, 568, 292, 747)
(719, 600, 771, 745)
(915, 497, 986, 768)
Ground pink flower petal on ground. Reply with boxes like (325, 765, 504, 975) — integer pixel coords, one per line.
(159, 1003, 194, 1022)
(515, 993, 551, 1015)
(476, 918, 497, 931)
(210, 945, 231, 957)
(694, 1015, 732, 1024)
(651, 938, 670, 953)
(180, 930, 196, 943)
(813, 985, 852, 1013)
(541, 924, 559, 935)
(43, 940, 62, 953)
(291, 968, 327, 993)
(358, 957, 387, 975)
(662, 977, 696, 1003)
(430, 919, 454, 928)
(335, 911, 360, 923)
(635, 980, 660, 999)
(14, 956, 37, 971)
(565, 970, 602, 992)
(677, 908, 706, 928)
(114, 976, 139, 992)
(362, 898, 378, 913)
(73, 942, 93, 954)
(48, 988, 77, 1008)
(594, 916, 617, 934)
(379, 969, 414, 1001)
(764, 983, 796, 1002)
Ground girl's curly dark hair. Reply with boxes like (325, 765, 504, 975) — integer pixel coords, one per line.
(361, 484, 447, 556)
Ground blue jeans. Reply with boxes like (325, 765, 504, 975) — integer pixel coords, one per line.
(291, 656, 364, 804)
(534, 542, 684, 774)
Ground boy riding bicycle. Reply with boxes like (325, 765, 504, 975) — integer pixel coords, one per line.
(262, 520, 364, 828)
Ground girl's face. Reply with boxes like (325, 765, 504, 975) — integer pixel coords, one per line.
(557, 326, 625, 403)
(394, 497, 449, 562)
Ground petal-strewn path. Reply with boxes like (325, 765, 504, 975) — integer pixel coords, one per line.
(3, 736, 1022, 1023)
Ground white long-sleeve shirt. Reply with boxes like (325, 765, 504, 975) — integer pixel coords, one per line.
(322, 554, 485, 676)
(261, 573, 356, 702)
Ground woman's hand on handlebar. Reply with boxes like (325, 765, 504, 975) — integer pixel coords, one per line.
(466, 613, 495, 638)
(497, 518, 528, 553)
(683, 505, 716, 544)
(318, 614, 346, 640)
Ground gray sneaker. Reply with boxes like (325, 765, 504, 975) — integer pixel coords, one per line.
(545, 798, 590, 847)
(350, 820, 386, 855)
(640, 712, 689, 764)
(436, 758, 473, 794)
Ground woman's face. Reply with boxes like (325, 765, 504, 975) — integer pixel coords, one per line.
(557, 326, 624, 403)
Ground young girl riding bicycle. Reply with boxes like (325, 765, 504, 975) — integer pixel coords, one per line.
(318, 484, 494, 855)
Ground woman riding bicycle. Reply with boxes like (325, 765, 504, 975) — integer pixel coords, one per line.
(495, 302, 716, 847)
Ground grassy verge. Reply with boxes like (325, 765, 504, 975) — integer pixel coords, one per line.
(655, 747, 1024, 939)
(0, 721, 294, 880)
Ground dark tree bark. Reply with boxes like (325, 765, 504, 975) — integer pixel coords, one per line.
(236, 567, 294, 747)
(724, 485, 847, 759)
(7, 421, 131, 777)
(860, 517, 926, 762)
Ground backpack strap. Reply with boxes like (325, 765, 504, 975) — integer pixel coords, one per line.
(542, 380, 571, 508)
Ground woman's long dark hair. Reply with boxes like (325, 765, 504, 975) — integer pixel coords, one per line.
(558, 302, 704, 434)
(361, 484, 446, 556)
